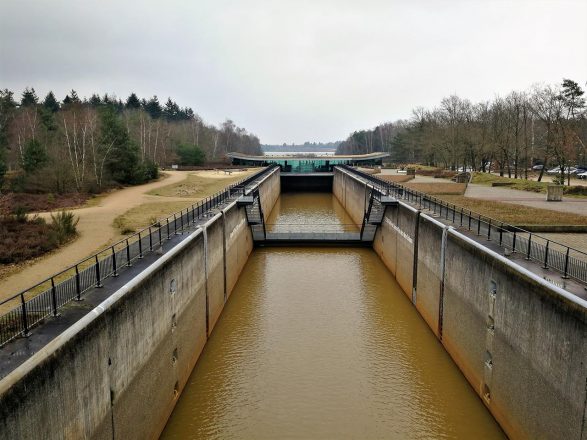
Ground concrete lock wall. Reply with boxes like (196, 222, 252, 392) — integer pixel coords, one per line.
(333, 167, 587, 440)
(258, 167, 280, 222)
(0, 168, 282, 440)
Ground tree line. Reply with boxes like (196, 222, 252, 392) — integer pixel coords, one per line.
(0, 88, 262, 193)
(337, 79, 586, 182)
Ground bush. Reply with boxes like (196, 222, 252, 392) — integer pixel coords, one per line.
(49, 210, 79, 245)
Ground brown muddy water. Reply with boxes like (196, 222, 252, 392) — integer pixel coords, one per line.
(160, 194, 505, 439)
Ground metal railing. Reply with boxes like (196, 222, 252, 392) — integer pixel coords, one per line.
(339, 165, 587, 286)
(0, 165, 279, 347)
(265, 223, 360, 233)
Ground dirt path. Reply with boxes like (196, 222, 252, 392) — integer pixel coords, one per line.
(0, 171, 193, 300)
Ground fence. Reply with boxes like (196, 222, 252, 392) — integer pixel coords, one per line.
(339, 165, 587, 286)
(0, 166, 278, 347)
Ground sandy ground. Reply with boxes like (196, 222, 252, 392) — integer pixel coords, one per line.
(0, 170, 248, 301)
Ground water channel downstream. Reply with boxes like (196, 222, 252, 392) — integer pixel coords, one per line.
(161, 193, 505, 439)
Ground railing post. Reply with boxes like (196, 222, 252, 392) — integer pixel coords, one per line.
(51, 277, 58, 316)
(563, 248, 570, 279)
(477, 215, 481, 235)
(167, 218, 171, 240)
(468, 212, 471, 230)
(174, 214, 178, 234)
(180, 210, 184, 231)
(20, 293, 29, 337)
(460, 208, 463, 226)
(126, 239, 131, 267)
(487, 219, 491, 240)
(111, 246, 118, 277)
(95, 255, 103, 287)
(149, 227, 153, 251)
(499, 224, 503, 246)
(526, 234, 532, 260)
(543, 240, 550, 269)
(158, 224, 162, 246)
(138, 232, 144, 259)
(452, 207, 455, 223)
(512, 230, 517, 252)
(75, 264, 82, 300)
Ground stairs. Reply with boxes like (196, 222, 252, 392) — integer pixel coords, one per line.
(360, 189, 386, 242)
(240, 188, 266, 241)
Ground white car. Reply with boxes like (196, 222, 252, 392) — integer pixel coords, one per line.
(577, 171, 587, 180)
(546, 166, 577, 175)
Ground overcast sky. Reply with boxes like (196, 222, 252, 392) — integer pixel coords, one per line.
(1, 0, 586, 144)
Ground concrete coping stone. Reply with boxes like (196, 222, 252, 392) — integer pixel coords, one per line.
(0, 228, 204, 394)
(420, 212, 450, 230)
(447, 228, 587, 311)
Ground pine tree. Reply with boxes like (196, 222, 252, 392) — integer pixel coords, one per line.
(145, 96, 162, 119)
(43, 91, 60, 112)
(163, 98, 180, 120)
(89, 94, 102, 106)
(21, 87, 38, 106)
(100, 106, 141, 184)
(125, 93, 141, 109)
(22, 139, 48, 172)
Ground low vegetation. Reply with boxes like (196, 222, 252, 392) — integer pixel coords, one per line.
(471, 172, 587, 197)
(435, 195, 587, 226)
(113, 201, 195, 234)
(148, 170, 256, 198)
(0, 211, 79, 264)
(0, 192, 91, 216)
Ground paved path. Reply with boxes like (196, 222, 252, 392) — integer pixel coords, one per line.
(0, 171, 198, 301)
(465, 184, 587, 216)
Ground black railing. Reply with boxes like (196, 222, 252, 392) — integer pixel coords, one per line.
(339, 165, 587, 286)
(0, 165, 279, 347)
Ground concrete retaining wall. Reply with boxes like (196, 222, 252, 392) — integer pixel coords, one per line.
(333, 167, 587, 440)
(0, 168, 281, 439)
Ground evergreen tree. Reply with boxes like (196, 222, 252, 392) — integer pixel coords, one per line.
(125, 93, 141, 109)
(177, 143, 205, 165)
(100, 106, 141, 184)
(163, 98, 180, 121)
(22, 138, 48, 172)
(145, 96, 162, 119)
(62, 89, 81, 106)
(43, 91, 60, 112)
(21, 87, 38, 106)
(89, 94, 102, 106)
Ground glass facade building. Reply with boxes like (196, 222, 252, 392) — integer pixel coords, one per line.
(227, 152, 389, 173)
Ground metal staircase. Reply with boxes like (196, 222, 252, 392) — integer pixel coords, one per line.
(360, 187, 398, 242)
(238, 188, 266, 241)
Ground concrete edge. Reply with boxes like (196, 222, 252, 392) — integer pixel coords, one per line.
(420, 212, 450, 230)
(447, 228, 587, 311)
(0, 228, 205, 394)
(398, 200, 420, 215)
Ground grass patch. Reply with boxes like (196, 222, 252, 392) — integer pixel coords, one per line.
(435, 195, 587, 226)
(149, 170, 257, 198)
(113, 201, 195, 234)
(404, 182, 467, 195)
(471, 172, 587, 197)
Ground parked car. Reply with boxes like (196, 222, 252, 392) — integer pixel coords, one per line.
(577, 171, 587, 180)
(532, 164, 544, 170)
(546, 166, 578, 175)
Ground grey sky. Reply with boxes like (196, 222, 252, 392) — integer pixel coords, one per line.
(1, 0, 586, 144)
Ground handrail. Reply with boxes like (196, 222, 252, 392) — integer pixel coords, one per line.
(0, 165, 279, 347)
(338, 165, 587, 286)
